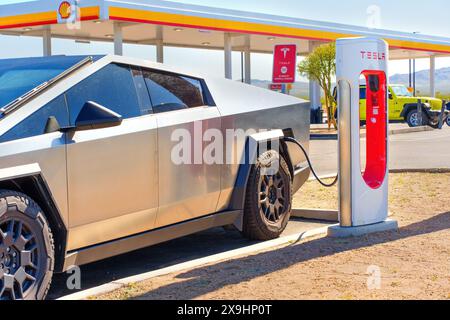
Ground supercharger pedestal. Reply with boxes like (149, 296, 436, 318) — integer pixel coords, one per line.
(328, 37, 398, 238)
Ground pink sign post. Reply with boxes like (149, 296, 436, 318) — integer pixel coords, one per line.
(272, 44, 297, 84)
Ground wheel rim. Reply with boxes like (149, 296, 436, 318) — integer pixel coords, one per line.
(0, 218, 39, 300)
(410, 112, 420, 126)
(258, 171, 287, 223)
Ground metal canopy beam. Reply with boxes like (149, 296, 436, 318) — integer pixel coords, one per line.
(244, 35, 251, 84)
(113, 22, 123, 55)
(224, 33, 232, 80)
(42, 28, 52, 57)
(430, 55, 436, 97)
(155, 25, 164, 63)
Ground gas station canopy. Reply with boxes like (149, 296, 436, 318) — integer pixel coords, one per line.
(1, 0, 449, 104)
(2, 0, 450, 59)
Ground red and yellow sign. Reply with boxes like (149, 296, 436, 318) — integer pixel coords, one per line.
(58, 1, 72, 20)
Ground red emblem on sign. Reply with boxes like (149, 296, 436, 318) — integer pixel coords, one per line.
(272, 44, 297, 84)
(59, 1, 72, 20)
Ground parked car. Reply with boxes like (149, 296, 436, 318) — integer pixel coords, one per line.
(333, 84, 445, 127)
(0, 55, 310, 300)
(447, 102, 450, 126)
(368, 84, 443, 127)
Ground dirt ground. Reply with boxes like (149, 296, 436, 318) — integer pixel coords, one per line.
(97, 173, 450, 300)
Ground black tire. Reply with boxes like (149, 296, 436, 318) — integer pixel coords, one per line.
(242, 150, 292, 241)
(406, 109, 425, 127)
(446, 116, 450, 127)
(0, 190, 54, 300)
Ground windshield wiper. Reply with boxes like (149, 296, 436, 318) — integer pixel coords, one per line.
(0, 56, 93, 118)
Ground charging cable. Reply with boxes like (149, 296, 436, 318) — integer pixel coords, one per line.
(284, 137, 338, 188)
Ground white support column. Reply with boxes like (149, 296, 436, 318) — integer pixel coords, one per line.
(430, 55, 436, 97)
(156, 26, 164, 63)
(224, 33, 233, 80)
(308, 41, 322, 112)
(42, 28, 52, 57)
(309, 80, 321, 109)
(244, 35, 251, 84)
(113, 22, 123, 56)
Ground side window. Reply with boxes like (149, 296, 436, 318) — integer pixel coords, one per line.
(65, 64, 141, 124)
(142, 70, 205, 114)
(0, 95, 69, 143)
(131, 67, 153, 115)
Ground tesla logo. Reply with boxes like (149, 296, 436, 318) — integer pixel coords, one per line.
(273, 44, 296, 83)
(58, 1, 72, 19)
(361, 51, 386, 60)
(281, 48, 290, 59)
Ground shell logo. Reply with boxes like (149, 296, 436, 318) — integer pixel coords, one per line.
(58, 1, 72, 20)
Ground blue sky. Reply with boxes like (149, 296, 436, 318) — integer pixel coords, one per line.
(1, 0, 450, 81)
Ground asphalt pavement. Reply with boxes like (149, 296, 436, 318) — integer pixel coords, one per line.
(309, 125, 450, 177)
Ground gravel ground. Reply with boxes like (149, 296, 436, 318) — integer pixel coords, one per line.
(96, 173, 450, 300)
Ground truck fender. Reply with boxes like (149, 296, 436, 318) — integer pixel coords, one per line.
(400, 103, 430, 119)
(0, 163, 68, 272)
(228, 129, 295, 229)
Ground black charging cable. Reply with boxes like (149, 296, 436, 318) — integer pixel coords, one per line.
(284, 137, 339, 188)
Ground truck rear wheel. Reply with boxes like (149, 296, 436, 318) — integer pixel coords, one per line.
(242, 150, 292, 241)
(0, 191, 54, 300)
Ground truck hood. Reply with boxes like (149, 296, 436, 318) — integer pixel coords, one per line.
(397, 96, 442, 110)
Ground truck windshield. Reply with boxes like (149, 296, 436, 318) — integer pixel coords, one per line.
(391, 85, 413, 97)
(0, 55, 102, 110)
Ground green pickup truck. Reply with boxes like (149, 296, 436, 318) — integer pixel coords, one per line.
(361, 84, 444, 127)
(333, 84, 448, 127)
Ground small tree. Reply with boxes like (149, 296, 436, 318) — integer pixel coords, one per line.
(298, 42, 337, 129)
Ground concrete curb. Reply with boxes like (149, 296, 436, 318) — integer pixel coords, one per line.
(291, 208, 339, 222)
(328, 219, 398, 238)
(57, 225, 330, 300)
(308, 168, 450, 182)
(389, 168, 450, 174)
(308, 173, 338, 181)
(311, 125, 433, 140)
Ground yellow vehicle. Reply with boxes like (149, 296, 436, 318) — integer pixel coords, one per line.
(360, 84, 443, 127)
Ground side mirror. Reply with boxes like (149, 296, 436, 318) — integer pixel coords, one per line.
(74, 101, 122, 131)
(389, 93, 394, 100)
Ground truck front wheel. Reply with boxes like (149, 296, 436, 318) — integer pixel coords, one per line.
(242, 150, 292, 241)
(0, 191, 54, 300)
(406, 109, 426, 127)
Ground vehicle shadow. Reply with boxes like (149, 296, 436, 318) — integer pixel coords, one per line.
(131, 211, 450, 300)
(47, 227, 259, 299)
(48, 219, 328, 299)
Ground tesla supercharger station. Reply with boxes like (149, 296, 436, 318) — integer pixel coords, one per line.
(328, 37, 398, 237)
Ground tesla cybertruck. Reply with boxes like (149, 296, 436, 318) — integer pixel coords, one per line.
(0, 55, 310, 300)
